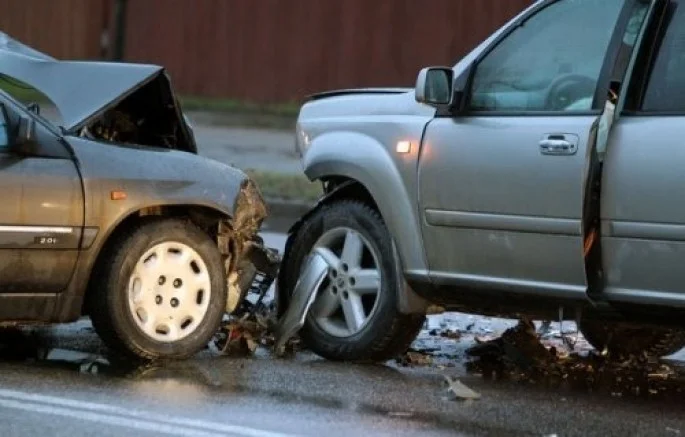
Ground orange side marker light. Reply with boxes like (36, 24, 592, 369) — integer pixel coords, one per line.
(111, 190, 127, 201)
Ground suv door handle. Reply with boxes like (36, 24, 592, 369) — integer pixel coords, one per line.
(539, 134, 578, 155)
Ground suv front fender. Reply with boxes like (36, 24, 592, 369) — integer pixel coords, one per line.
(302, 131, 429, 274)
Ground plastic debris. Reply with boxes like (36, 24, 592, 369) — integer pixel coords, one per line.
(444, 375, 481, 400)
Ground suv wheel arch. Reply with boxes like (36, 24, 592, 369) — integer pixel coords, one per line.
(276, 177, 429, 318)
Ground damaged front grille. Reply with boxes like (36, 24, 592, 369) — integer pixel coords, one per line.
(212, 175, 284, 354)
(216, 177, 279, 315)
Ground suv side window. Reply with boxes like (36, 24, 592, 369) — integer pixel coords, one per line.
(468, 0, 625, 112)
(641, 2, 685, 112)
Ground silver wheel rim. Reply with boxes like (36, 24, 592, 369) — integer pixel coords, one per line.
(309, 227, 382, 337)
(127, 242, 212, 342)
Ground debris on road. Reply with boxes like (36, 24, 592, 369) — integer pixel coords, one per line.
(213, 299, 303, 358)
(465, 318, 685, 398)
(428, 328, 462, 340)
(214, 313, 269, 356)
(444, 375, 481, 400)
(396, 349, 434, 367)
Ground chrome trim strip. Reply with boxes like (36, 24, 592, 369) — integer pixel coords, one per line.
(0, 226, 74, 234)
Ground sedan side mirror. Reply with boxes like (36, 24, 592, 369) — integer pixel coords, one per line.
(12, 114, 37, 155)
(415, 67, 454, 106)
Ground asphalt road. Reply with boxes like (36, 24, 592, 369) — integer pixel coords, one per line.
(2, 232, 685, 436)
(194, 125, 301, 175)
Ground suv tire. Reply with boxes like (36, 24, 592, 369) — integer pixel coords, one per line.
(281, 200, 425, 362)
(579, 319, 685, 358)
(90, 218, 227, 360)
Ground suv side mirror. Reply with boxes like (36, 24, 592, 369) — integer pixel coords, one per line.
(12, 114, 37, 154)
(415, 67, 454, 106)
(415, 65, 473, 114)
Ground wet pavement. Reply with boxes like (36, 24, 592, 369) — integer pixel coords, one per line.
(193, 125, 301, 175)
(2, 232, 685, 436)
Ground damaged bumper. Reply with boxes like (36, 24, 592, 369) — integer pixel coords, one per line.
(272, 249, 329, 354)
(217, 177, 280, 314)
(212, 177, 331, 355)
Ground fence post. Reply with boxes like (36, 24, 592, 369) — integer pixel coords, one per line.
(111, 0, 128, 61)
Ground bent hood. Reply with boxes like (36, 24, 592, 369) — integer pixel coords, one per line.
(0, 32, 193, 147)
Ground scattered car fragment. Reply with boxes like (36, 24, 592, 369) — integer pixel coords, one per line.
(272, 249, 329, 356)
(277, 0, 685, 363)
(444, 376, 481, 401)
(0, 32, 277, 360)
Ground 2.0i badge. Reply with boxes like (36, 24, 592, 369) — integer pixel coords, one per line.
(34, 236, 59, 245)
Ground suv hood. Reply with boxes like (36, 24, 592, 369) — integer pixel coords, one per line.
(306, 87, 411, 101)
(299, 86, 436, 121)
(0, 32, 195, 151)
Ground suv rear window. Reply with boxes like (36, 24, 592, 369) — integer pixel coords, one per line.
(641, 2, 685, 112)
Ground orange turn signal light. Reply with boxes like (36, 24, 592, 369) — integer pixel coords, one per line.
(111, 190, 127, 201)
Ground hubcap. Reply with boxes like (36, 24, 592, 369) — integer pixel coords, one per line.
(309, 227, 382, 337)
(127, 242, 212, 342)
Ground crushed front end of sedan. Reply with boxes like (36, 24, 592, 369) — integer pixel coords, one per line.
(0, 32, 281, 359)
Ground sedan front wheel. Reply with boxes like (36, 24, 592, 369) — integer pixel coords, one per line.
(90, 218, 227, 360)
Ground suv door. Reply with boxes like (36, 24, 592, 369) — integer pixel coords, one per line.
(602, 0, 685, 305)
(0, 94, 84, 293)
(417, 0, 646, 297)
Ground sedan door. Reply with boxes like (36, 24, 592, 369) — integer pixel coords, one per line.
(0, 96, 84, 293)
(417, 0, 648, 298)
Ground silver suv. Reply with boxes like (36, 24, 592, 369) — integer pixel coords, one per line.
(279, 0, 685, 361)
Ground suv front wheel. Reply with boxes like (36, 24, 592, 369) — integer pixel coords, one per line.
(281, 200, 425, 362)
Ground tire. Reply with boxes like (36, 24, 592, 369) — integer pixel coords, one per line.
(281, 200, 425, 362)
(579, 319, 685, 358)
(90, 218, 227, 360)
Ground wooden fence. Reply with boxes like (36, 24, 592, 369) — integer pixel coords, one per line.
(0, 0, 532, 104)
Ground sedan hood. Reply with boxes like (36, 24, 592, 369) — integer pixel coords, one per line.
(0, 32, 194, 151)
